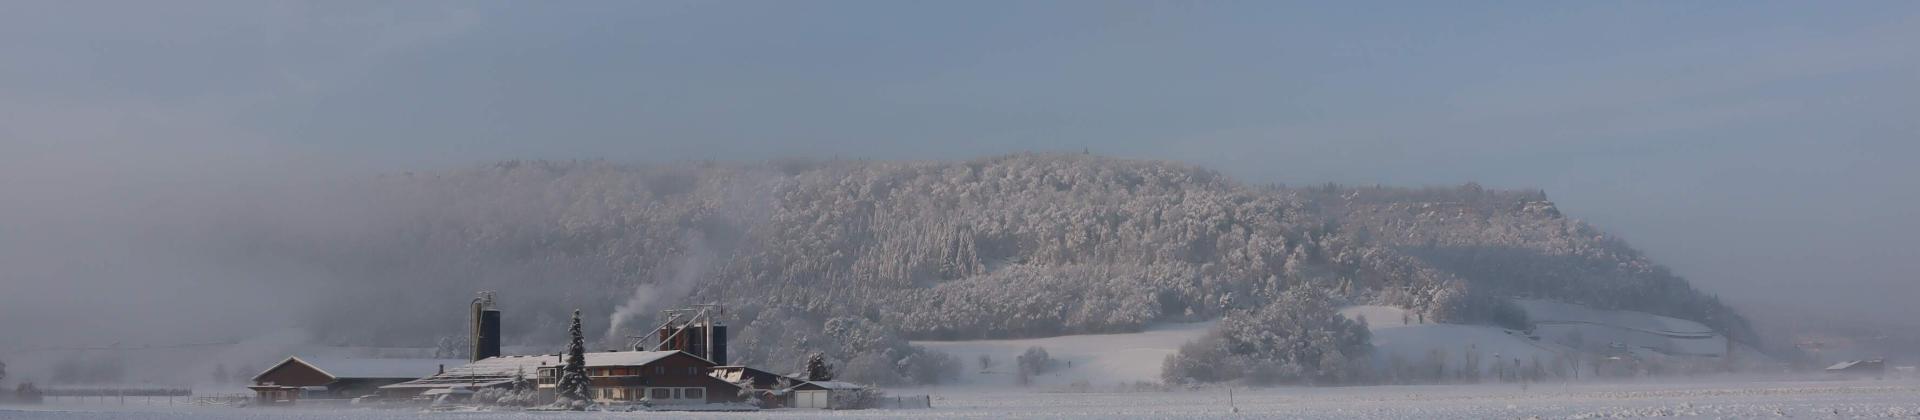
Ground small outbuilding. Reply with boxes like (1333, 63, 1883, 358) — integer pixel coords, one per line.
(711, 365, 800, 390)
(786, 380, 870, 409)
(1825, 359, 1886, 378)
(248, 356, 468, 405)
(711, 366, 802, 407)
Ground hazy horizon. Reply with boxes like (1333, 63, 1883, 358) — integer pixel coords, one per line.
(3, 0, 1916, 354)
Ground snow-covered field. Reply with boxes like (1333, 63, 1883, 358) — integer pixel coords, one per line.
(1340, 305, 1576, 377)
(6, 300, 1879, 419)
(5, 378, 1919, 419)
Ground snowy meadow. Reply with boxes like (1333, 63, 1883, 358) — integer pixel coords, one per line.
(5, 378, 1918, 419)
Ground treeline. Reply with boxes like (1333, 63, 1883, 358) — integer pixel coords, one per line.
(202, 154, 1747, 386)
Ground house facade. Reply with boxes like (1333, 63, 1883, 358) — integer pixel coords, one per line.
(381, 350, 742, 405)
(248, 356, 467, 404)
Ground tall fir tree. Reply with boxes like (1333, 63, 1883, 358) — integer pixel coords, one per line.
(804, 352, 834, 381)
(556, 309, 592, 407)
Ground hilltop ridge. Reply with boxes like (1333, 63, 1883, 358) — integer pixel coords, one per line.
(208, 154, 1750, 385)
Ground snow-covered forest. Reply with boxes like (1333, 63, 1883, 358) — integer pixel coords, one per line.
(200, 154, 1749, 386)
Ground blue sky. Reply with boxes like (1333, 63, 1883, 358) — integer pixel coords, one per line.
(3, 1, 1917, 321)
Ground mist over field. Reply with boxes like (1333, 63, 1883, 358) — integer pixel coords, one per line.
(1, 0, 1916, 401)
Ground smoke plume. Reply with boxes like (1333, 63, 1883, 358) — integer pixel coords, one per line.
(605, 233, 716, 345)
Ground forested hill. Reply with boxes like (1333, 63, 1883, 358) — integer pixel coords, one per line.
(228, 154, 1748, 385)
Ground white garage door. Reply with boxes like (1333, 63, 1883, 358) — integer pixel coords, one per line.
(794, 390, 828, 408)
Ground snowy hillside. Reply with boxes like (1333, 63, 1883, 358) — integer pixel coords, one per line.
(913, 322, 1214, 387)
(139, 154, 1752, 387)
(1343, 300, 1781, 382)
(1341, 306, 1575, 379)
(1517, 299, 1726, 357)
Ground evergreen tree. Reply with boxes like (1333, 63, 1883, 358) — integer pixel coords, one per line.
(0, 358, 8, 384)
(555, 309, 592, 408)
(512, 367, 532, 392)
(804, 352, 834, 381)
(211, 364, 227, 385)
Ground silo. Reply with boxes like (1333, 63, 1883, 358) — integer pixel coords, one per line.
(709, 325, 729, 365)
(470, 293, 501, 362)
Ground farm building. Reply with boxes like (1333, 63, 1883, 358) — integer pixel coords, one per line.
(247, 356, 467, 405)
(786, 380, 871, 409)
(711, 365, 803, 407)
(372, 354, 552, 399)
(1825, 359, 1886, 378)
(711, 365, 799, 390)
(379, 350, 743, 405)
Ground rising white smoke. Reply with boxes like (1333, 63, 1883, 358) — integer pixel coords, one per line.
(605, 233, 715, 344)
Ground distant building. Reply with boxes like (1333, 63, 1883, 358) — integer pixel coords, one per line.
(1824, 359, 1886, 378)
(379, 350, 743, 405)
(247, 356, 468, 405)
(786, 380, 869, 409)
(710, 365, 799, 390)
(711, 365, 803, 407)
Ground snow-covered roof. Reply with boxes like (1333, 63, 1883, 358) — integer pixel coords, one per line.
(422, 388, 475, 395)
(255, 356, 469, 382)
(796, 381, 867, 390)
(297, 357, 470, 379)
(379, 355, 555, 389)
(380, 351, 691, 390)
(579, 350, 682, 367)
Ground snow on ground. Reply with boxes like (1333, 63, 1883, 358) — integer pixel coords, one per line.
(1338, 305, 1413, 328)
(1341, 305, 1574, 376)
(913, 301, 1693, 388)
(913, 322, 1214, 387)
(1368, 324, 1573, 374)
(7, 378, 1919, 419)
(1516, 300, 1713, 337)
(1515, 300, 1730, 358)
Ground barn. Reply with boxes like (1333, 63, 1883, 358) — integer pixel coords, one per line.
(247, 356, 467, 405)
(380, 350, 744, 405)
(710, 365, 803, 407)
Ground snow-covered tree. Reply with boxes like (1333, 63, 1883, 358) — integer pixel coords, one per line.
(1162, 286, 1372, 386)
(1016, 346, 1052, 377)
(475, 366, 539, 407)
(554, 310, 591, 409)
(804, 352, 834, 382)
(433, 335, 467, 360)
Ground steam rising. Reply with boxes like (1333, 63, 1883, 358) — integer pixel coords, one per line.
(606, 234, 716, 344)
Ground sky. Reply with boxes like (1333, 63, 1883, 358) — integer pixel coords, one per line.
(2, 0, 1917, 348)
